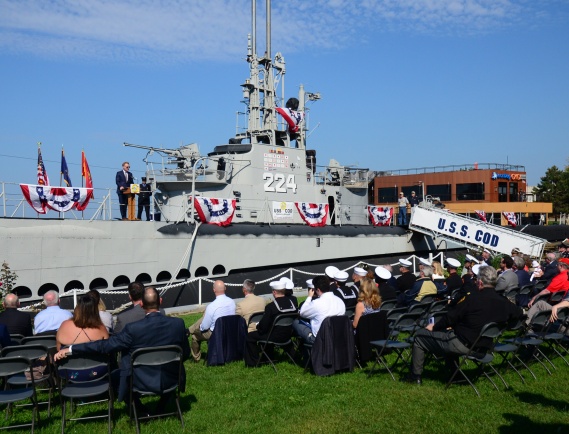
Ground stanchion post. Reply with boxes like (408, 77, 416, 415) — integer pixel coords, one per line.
(198, 279, 202, 306)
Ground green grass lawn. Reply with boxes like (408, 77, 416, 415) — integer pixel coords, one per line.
(2, 311, 569, 433)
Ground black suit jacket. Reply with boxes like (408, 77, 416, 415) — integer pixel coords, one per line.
(72, 312, 190, 401)
(115, 170, 134, 193)
(0, 308, 33, 337)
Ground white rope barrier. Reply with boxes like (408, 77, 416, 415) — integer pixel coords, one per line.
(18, 253, 449, 312)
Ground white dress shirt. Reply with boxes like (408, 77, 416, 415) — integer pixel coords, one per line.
(300, 291, 346, 337)
(200, 294, 236, 332)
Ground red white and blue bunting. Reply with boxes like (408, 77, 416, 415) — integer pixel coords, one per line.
(295, 202, 328, 227)
(193, 196, 236, 227)
(276, 107, 305, 133)
(20, 184, 93, 214)
(368, 206, 393, 226)
(475, 210, 487, 222)
(503, 212, 517, 227)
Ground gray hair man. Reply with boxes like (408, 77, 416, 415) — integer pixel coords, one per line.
(33, 290, 72, 334)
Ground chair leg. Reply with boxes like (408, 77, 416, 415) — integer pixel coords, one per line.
(133, 401, 140, 434)
(175, 394, 185, 429)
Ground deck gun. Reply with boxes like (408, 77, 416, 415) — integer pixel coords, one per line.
(123, 142, 200, 169)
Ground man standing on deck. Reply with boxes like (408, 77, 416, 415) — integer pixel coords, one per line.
(116, 161, 134, 220)
(397, 192, 409, 225)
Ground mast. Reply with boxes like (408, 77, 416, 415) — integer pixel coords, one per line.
(241, 0, 283, 144)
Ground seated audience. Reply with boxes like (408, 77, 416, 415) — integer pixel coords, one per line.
(34, 290, 72, 334)
(56, 294, 109, 381)
(374, 266, 397, 302)
(533, 253, 559, 284)
(236, 279, 267, 333)
(431, 260, 446, 294)
(280, 277, 299, 308)
(444, 258, 462, 297)
(401, 265, 437, 306)
(87, 289, 113, 332)
(55, 287, 190, 410)
(0, 293, 32, 336)
(188, 280, 235, 362)
(528, 258, 569, 308)
(495, 255, 519, 293)
(292, 275, 345, 345)
(244, 280, 298, 367)
(404, 266, 523, 384)
(352, 267, 367, 290)
(396, 259, 416, 294)
(332, 270, 358, 309)
(513, 256, 531, 288)
(352, 278, 381, 328)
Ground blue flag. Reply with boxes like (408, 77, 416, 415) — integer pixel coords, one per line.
(61, 149, 72, 187)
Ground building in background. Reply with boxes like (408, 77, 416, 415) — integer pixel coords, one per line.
(371, 163, 551, 225)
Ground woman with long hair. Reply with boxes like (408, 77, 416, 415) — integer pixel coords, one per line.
(56, 294, 109, 380)
(87, 289, 113, 332)
(352, 278, 382, 328)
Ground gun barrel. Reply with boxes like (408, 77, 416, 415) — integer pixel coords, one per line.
(123, 142, 180, 156)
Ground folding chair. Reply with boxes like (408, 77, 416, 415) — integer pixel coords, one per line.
(57, 353, 113, 434)
(445, 322, 507, 397)
(493, 316, 535, 385)
(255, 313, 298, 373)
(355, 311, 388, 367)
(419, 294, 436, 305)
(550, 290, 568, 305)
(0, 356, 39, 433)
(1, 344, 54, 417)
(368, 313, 421, 380)
(529, 307, 569, 368)
(206, 315, 247, 366)
(510, 311, 554, 376)
(380, 299, 398, 311)
(428, 299, 449, 315)
(9, 334, 24, 345)
(21, 336, 57, 350)
(304, 316, 355, 376)
(130, 345, 184, 434)
(247, 311, 265, 330)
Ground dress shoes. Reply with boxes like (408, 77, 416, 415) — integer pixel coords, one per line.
(400, 373, 422, 385)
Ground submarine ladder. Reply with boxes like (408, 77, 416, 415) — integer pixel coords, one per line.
(408, 204, 546, 259)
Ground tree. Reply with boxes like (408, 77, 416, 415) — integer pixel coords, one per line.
(533, 165, 569, 221)
(0, 261, 18, 299)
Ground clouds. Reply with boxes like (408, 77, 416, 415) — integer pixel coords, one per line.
(0, 0, 550, 63)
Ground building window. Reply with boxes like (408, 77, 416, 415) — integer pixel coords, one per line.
(509, 182, 518, 202)
(378, 187, 397, 203)
(456, 183, 485, 201)
(498, 182, 507, 202)
(426, 184, 451, 201)
(402, 186, 420, 200)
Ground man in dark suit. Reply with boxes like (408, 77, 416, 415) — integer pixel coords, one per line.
(0, 294, 33, 337)
(116, 161, 134, 220)
(55, 287, 190, 406)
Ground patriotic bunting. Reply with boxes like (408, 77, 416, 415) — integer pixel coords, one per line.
(20, 184, 93, 214)
(295, 202, 328, 227)
(475, 210, 487, 222)
(193, 197, 236, 227)
(503, 212, 517, 227)
(368, 206, 393, 226)
(276, 107, 305, 133)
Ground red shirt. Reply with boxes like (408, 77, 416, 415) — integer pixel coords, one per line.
(546, 269, 569, 292)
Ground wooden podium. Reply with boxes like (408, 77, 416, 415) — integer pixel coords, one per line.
(122, 186, 138, 220)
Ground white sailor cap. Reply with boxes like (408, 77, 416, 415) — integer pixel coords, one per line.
(446, 258, 461, 269)
(353, 267, 367, 277)
(418, 257, 431, 266)
(325, 266, 340, 279)
(306, 279, 314, 289)
(269, 281, 286, 290)
(465, 254, 479, 264)
(279, 277, 294, 290)
(399, 258, 412, 268)
(483, 249, 491, 254)
(334, 270, 349, 282)
(472, 264, 481, 275)
(374, 266, 392, 280)
(531, 260, 540, 268)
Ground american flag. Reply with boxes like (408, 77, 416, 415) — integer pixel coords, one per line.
(37, 144, 50, 186)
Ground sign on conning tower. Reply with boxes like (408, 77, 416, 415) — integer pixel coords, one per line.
(409, 203, 546, 258)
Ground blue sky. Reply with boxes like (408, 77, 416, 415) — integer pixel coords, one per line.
(1, 0, 568, 200)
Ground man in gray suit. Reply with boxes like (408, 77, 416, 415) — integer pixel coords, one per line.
(114, 282, 151, 333)
(495, 255, 519, 293)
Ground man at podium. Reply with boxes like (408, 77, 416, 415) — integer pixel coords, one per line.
(116, 161, 134, 220)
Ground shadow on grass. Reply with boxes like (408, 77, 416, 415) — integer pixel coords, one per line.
(514, 391, 569, 411)
(500, 413, 569, 434)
